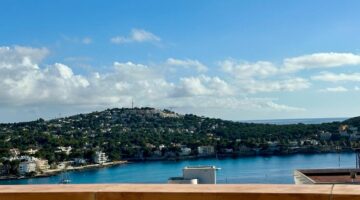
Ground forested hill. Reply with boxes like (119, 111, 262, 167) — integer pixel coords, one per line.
(0, 107, 356, 163)
(344, 117, 360, 127)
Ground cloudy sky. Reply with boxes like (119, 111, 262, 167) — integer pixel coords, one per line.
(1, 0, 360, 122)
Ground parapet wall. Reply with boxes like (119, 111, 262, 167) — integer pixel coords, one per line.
(0, 184, 359, 200)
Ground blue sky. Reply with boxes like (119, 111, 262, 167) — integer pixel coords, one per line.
(1, 0, 360, 122)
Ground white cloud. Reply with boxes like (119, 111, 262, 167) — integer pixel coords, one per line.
(61, 35, 93, 45)
(111, 29, 160, 44)
(221, 53, 360, 77)
(0, 45, 307, 121)
(283, 52, 360, 73)
(219, 59, 310, 93)
(312, 72, 360, 82)
(241, 78, 311, 93)
(259, 100, 305, 112)
(321, 86, 348, 93)
(0, 46, 48, 70)
(166, 58, 208, 72)
(220, 59, 278, 79)
(161, 96, 305, 112)
(82, 37, 92, 44)
(171, 75, 233, 97)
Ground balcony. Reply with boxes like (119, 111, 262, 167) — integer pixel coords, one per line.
(0, 184, 360, 200)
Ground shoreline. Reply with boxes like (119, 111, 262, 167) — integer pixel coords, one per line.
(0, 150, 356, 181)
(0, 160, 128, 181)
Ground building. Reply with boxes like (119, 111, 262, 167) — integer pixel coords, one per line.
(9, 148, 20, 156)
(350, 126, 359, 134)
(168, 177, 198, 184)
(56, 146, 72, 155)
(320, 131, 332, 140)
(25, 148, 38, 155)
(197, 146, 215, 156)
(339, 125, 350, 137)
(35, 159, 50, 172)
(74, 158, 87, 165)
(183, 166, 218, 184)
(179, 147, 192, 156)
(168, 166, 219, 184)
(294, 168, 360, 184)
(93, 151, 108, 164)
(19, 155, 36, 162)
(350, 133, 360, 140)
(18, 161, 37, 175)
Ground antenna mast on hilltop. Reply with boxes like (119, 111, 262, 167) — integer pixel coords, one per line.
(131, 99, 134, 109)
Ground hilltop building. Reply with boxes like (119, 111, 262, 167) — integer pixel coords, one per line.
(339, 125, 350, 137)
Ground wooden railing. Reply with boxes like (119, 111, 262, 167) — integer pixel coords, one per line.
(0, 184, 359, 200)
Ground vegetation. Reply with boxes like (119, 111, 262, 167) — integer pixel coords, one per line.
(0, 107, 358, 166)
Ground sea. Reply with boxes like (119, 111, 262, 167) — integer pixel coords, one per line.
(0, 117, 353, 185)
(241, 117, 348, 125)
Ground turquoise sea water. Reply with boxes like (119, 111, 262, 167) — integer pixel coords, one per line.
(0, 153, 356, 185)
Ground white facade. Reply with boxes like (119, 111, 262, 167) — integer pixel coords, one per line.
(183, 166, 218, 184)
(168, 177, 198, 184)
(9, 148, 20, 156)
(56, 146, 72, 155)
(25, 148, 38, 155)
(197, 146, 215, 156)
(19, 155, 36, 162)
(18, 161, 36, 175)
(35, 159, 50, 171)
(94, 151, 108, 164)
(168, 165, 219, 184)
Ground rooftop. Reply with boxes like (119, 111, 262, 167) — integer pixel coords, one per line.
(295, 168, 360, 184)
(183, 165, 218, 169)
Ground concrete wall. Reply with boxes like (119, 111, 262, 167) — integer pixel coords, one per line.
(183, 168, 216, 184)
(1, 184, 360, 200)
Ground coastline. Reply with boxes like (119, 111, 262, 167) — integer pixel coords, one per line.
(0, 149, 355, 181)
(0, 160, 128, 181)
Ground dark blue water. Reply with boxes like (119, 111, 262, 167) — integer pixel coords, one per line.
(0, 153, 356, 185)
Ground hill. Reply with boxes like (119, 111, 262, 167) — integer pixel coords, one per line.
(0, 107, 357, 166)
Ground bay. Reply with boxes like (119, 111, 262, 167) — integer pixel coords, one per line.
(0, 152, 356, 185)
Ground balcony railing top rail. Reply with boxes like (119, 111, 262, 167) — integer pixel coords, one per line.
(0, 184, 359, 200)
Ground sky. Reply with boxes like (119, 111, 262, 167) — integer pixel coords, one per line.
(1, 0, 360, 122)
